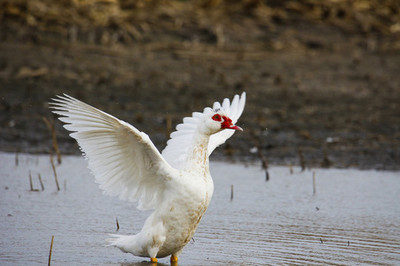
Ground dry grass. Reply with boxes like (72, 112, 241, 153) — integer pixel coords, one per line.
(1, 0, 399, 47)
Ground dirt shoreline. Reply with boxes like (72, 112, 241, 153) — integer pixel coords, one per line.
(1, 1, 399, 170)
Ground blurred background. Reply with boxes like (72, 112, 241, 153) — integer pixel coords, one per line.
(1, 0, 399, 169)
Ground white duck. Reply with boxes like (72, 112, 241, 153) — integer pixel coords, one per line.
(50, 92, 246, 263)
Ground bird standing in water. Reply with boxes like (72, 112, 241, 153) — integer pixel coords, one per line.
(50, 92, 246, 263)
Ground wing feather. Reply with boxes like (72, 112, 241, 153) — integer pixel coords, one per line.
(213, 102, 222, 109)
(161, 92, 246, 169)
(207, 92, 246, 155)
(50, 94, 176, 210)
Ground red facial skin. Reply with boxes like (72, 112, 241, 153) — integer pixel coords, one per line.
(212, 114, 222, 121)
(212, 114, 242, 131)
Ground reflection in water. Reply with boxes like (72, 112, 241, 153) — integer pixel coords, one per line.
(0, 153, 399, 265)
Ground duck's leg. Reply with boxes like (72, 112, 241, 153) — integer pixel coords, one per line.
(170, 254, 178, 263)
(145, 219, 166, 264)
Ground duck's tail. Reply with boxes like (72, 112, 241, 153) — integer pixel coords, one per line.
(106, 234, 138, 254)
(106, 234, 124, 247)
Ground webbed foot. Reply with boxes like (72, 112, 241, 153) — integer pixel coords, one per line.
(170, 255, 178, 263)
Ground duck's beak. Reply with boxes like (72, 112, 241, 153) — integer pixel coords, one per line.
(221, 116, 243, 131)
(227, 124, 243, 131)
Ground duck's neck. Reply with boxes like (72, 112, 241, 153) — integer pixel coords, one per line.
(184, 132, 210, 174)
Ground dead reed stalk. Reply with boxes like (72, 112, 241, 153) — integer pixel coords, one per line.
(250, 130, 270, 180)
(29, 171, 39, 192)
(250, 131, 269, 169)
(42, 117, 62, 164)
(297, 149, 306, 171)
(15, 151, 19, 166)
(48, 235, 54, 266)
(312, 171, 316, 195)
(38, 174, 45, 191)
(29, 171, 33, 191)
(50, 153, 60, 191)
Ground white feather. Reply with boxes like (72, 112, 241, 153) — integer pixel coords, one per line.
(49, 92, 246, 260)
(162, 92, 246, 169)
(50, 94, 176, 210)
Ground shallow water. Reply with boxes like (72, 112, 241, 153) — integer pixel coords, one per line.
(1, 153, 399, 265)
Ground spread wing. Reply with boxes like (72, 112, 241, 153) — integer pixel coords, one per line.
(161, 92, 246, 170)
(50, 94, 177, 210)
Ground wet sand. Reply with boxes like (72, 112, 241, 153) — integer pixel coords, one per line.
(1, 153, 399, 265)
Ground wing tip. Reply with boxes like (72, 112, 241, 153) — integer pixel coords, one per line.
(48, 93, 76, 109)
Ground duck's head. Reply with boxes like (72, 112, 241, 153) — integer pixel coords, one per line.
(200, 108, 242, 135)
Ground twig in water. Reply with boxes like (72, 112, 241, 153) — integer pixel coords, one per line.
(29, 171, 39, 192)
(297, 149, 306, 171)
(250, 130, 270, 180)
(257, 146, 268, 170)
(42, 117, 62, 164)
(50, 153, 60, 191)
(48, 235, 54, 266)
(289, 163, 293, 175)
(312, 171, 316, 195)
(321, 149, 332, 168)
(230, 184, 234, 201)
(38, 174, 45, 191)
(249, 130, 268, 169)
(29, 171, 33, 191)
(116, 217, 120, 231)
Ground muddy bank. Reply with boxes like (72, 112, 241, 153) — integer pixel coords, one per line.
(1, 0, 399, 170)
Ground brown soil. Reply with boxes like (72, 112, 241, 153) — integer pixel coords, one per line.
(1, 0, 399, 170)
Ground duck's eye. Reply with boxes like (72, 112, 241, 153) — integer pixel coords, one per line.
(212, 114, 221, 121)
